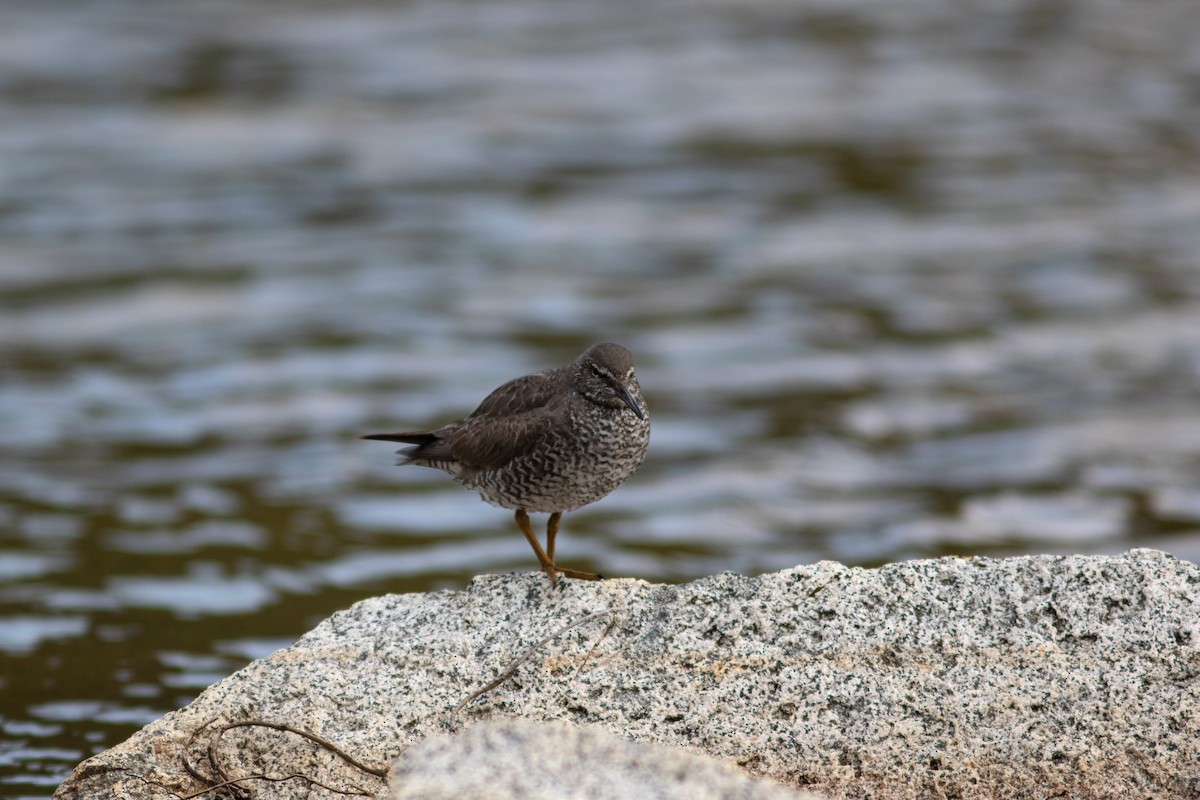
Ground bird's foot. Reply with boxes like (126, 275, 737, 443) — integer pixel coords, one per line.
(537, 563, 603, 586)
(552, 565, 604, 582)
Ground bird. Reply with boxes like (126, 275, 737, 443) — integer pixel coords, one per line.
(363, 342, 650, 585)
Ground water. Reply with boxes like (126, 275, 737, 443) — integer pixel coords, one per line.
(3, 0, 1200, 794)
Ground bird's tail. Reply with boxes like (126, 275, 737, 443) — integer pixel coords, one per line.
(361, 432, 442, 465)
(361, 432, 437, 445)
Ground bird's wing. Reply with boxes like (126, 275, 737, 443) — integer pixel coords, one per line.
(445, 410, 552, 471)
(467, 371, 560, 418)
(440, 371, 566, 470)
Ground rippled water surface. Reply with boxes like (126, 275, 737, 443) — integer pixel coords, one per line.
(4, 0, 1200, 794)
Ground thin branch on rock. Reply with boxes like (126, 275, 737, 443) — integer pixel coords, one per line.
(179, 772, 373, 800)
(210, 721, 388, 779)
(449, 608, 614, 723)
(180, 719, 248, 800)
(571, 610, 618, 683)
(178, 717, 388, 799)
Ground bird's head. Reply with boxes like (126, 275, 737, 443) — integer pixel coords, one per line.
(572, 342, 646, 419)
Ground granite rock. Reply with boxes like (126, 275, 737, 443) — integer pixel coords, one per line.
(391, 718, 815, 799)
(54, 549, 1200, 800)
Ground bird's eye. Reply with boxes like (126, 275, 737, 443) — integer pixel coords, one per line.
(590, 365, 603, 378)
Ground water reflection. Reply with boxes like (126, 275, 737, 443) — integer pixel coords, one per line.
(3, 0, 1200, 794)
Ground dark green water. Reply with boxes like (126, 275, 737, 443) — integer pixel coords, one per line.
(3, 0, 1200, 795)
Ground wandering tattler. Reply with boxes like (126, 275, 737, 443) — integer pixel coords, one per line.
(363, 342, 650, 584)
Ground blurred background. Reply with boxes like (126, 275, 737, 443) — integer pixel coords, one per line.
(3, 0, 1200, 794)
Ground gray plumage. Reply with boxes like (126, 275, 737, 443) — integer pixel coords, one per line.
(363, 343, 650, 582)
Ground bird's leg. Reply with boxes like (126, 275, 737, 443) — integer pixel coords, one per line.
(544, 511, 604, 582)
(545, 511, 561, 562)
(515, 509, 558, 585)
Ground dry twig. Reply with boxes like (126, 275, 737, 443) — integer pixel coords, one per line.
(179, 718, 388, 799)
(449, 608, 614, 721)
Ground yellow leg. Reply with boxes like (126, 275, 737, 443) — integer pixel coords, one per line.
(515, 509, 558, 585)
(514, 509, 603, 584)
(545, 511, 603, 582)
(546, 511, 561, 562)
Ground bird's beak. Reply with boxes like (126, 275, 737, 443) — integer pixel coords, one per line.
(617, 384, 645, 419)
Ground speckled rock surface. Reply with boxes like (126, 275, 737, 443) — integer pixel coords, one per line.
(55, 550, 1200, 800)
(391, 718, 816, 799)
